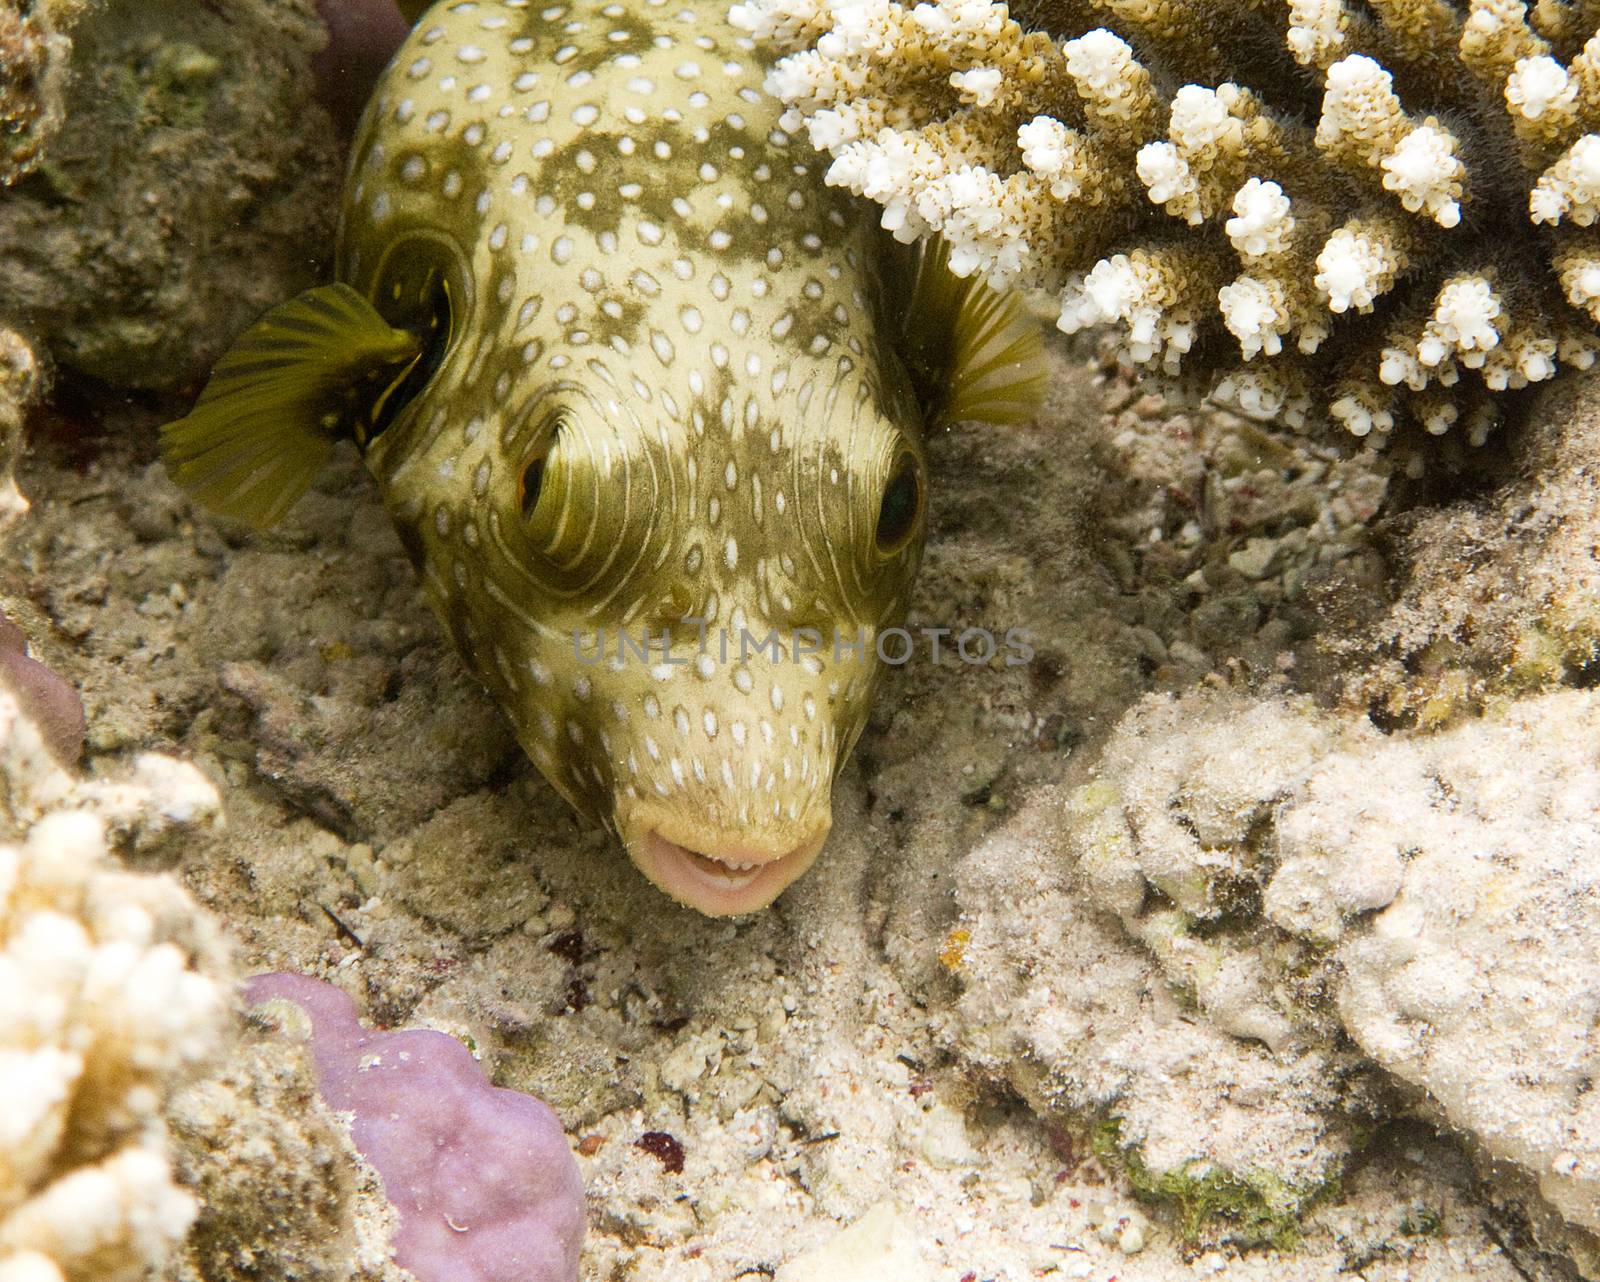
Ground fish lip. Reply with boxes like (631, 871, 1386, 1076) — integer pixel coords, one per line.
(626, 824, 831, 916)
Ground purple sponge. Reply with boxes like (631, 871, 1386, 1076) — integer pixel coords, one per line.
(245, 973, 584, 1282)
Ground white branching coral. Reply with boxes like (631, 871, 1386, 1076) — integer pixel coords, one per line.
(1531, 132, 1600, 223)
(1017, 114, 1091, 198)
(0, 692, 228, 1282)
(742, 0, 1600, 443)
(1226, 178, 1296, 260)
(1287, 0, 1349, 67)
(1556, 234, 1600, 317)
(1314, 217, 1409, 314)
(1506, 53, 1580, 139)
(1062, 29, 1158, 133)
(1219, 275, 1294, 358)
(1418, 274, 1504, 367)
(1058, 248, 1209, 372)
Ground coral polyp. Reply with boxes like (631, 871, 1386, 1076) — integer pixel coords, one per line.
(737, 0, 1600, 443)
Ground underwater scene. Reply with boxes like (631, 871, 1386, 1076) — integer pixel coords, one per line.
(3, 0, 1600, 1277)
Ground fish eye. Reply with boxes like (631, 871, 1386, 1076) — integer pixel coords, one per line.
(519, 453, 546, 520)
(519, 416, 563, 523)
(875, 452, 922, 555)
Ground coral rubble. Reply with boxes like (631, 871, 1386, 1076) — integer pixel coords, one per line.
(1339, 347, 1600, 723)
(737, 0, 1600, 443)
(950, 765, 1365, 1248)
(774, 1201, 931, 1280)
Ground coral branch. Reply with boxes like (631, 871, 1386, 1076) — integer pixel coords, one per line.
(744, 0, 1600, 444)
(0, 693, 227, 1282)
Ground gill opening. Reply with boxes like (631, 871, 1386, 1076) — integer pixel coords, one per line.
(362, 273, 456, 448)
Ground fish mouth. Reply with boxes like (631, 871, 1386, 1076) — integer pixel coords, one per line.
(627, 824, 831, 916)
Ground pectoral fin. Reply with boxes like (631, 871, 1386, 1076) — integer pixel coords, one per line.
(890, 237, 1048, 430)
(160, 284, 420, 528)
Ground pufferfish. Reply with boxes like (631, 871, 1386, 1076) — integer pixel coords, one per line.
(160, 0, 1044, 915)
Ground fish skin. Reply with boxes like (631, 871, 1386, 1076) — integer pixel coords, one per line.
(342, 0, 927, 913)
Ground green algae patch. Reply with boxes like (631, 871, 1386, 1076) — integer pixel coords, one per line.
(1398, 1204, 1443, 1238)
(1092, 1118, 1337, 1250)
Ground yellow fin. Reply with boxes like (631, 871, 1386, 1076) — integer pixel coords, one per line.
(161, 284, 419, 528)
(892, 237, 1048, 429)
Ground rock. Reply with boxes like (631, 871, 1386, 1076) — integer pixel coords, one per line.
(0, 0, 83, 185)
(0, 0, 339, 391)
(1330, 692, 1600, 1239)
(949, 775, 1360, 1247)
(1344, 367, 1600, 728)
(168, 1021, 407, 1282)
(1014, 680, 1600, 1257)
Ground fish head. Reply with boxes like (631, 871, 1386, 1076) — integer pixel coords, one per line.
(158, 0, 1041, 919)
(363, 234, 928, 916)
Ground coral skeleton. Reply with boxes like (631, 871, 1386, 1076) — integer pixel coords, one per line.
(736, 0, 1600, 442)
(0, 691, 228, 1282)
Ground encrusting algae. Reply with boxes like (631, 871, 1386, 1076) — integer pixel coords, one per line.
(158, 0, 1044, 915)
